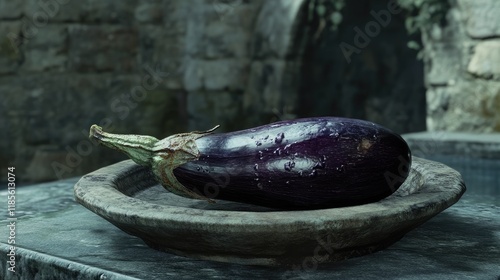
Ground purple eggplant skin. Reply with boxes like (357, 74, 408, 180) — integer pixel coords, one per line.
(173, 117, 411, 210)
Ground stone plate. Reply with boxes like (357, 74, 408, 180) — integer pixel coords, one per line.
(73, 157, 465, 266)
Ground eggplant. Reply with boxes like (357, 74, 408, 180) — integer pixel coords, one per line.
(89, 117, 411, 210)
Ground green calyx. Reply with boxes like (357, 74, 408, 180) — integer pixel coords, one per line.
(89, 124, 219, 202)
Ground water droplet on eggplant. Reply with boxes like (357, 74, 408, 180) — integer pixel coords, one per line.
(336, 165, 346, 173)
(275, 132, 285, 144)
(309, 170, 317, 177)
(257, 182, 263, 189)
(284, 161, 295, 171)
(254, 164, 259, 170)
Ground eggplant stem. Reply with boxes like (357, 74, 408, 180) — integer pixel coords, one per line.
(89, 124, 219, 202)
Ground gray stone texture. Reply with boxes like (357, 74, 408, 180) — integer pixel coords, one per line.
(468, 39, 500, 80)
(135, 1, 163, 24)
(0, 21, 22, 74)
(72, 157, 465, 266)
(1, 0, 311, 183)
(423, 0, 500, 132)
(68, 25, 139, 72)
(23, 0, 138, 24)
(0, 0, 22, 20)
(458, 0, 500, 38)
(426, 80, 500, 131)
(20, 25, 68, 72)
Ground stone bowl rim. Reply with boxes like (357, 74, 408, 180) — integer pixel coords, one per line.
(74, 157, 466, 230)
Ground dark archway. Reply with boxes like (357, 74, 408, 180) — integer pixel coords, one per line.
(297, 0, 426, 133)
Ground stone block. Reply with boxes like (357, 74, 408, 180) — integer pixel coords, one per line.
(203, 59, 248, 90)
(68, 25, 138, 72)
(24, 0, 84, 23)
(209, 0, 249, 23)
(209, 0, 263, 31)
(467, 40, 500, 80)
(135, 1, 162, 23)
(427, 81, 500, 132)
(187, 90, 243, 131)
(0, 0, 23, 19)
(197, 0, 262, 59)
(138, 26, 184, 89)
(84, 0, 137, 24)
(183, 58, 249, 91)
(202, 21, 250, 59)
(24, 0, 137, 23)
(136, 89, 187, 136)
(20, 25, 68, 72)
(426, 42, 462, 86)
(0, 21, 22, 74)
(183, 58, 204, 91)
(244, 59, 286, 112)
(162, 1, 188, 35)
(23, 24, 67, 48)
(184, 1, 260, 59)
(458, 0, 500, 38)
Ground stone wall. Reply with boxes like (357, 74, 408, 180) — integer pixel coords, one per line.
(422, 0, 500, 132)
(2, 0, 462, 184)
(0, 0, 308, 182)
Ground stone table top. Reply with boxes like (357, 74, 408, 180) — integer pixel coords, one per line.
(0, 177, 499, 280)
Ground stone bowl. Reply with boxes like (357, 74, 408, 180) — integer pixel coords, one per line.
(73, 157, 465, 266)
